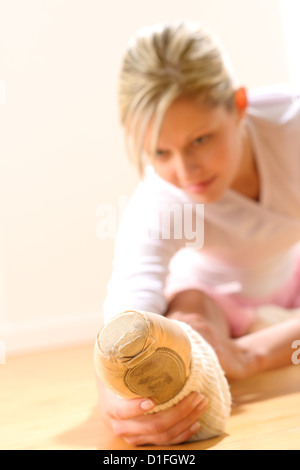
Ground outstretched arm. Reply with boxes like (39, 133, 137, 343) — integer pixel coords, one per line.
(235, 312, 300, 375)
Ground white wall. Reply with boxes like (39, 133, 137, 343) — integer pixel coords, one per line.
(278, 0, 300, 86)
(0, 0, 290, 354)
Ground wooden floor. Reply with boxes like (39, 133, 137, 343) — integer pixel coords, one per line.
(1, 341, 300, 450)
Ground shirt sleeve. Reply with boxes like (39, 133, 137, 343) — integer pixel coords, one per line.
(102, 184, 185, 322)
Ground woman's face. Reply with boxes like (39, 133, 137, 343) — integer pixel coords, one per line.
(145, 95, 246, 203)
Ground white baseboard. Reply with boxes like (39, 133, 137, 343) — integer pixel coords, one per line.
(0, 311, 103, 356)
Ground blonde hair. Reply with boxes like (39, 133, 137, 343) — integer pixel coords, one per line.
(118, 20, 237, 175)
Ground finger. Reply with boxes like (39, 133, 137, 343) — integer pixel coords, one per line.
(105, 391, 155, 420)
(124, 397, 209, 446)
(113, 391, 207, 443)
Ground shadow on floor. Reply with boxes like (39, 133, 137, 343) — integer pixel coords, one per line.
(230, 365, 300, 412)
(54, 365, 300, 450)
(53, 404, 228, 450)
(53, 406, 104, 450)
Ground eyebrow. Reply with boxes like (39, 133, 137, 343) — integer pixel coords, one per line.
(155, 125, 210, 152)
(186, 124, 210, 140)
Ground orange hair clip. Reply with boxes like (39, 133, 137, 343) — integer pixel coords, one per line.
(235, 87, 248, 110)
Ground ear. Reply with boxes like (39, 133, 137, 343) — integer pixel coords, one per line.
(234, 87, 248, 118)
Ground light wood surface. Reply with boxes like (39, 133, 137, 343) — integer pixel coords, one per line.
(1, 342, 300, 450)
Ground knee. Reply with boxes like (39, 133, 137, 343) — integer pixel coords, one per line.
(166, 289, 207, 316)
(165, 289, 230, 338)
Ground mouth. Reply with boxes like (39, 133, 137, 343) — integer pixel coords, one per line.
(183, 176, 216, 194)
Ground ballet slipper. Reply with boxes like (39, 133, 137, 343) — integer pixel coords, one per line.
(94, 310, 231, 441)
(94, 310, 191, 404)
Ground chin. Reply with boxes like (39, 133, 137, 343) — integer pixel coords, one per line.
(187, 188, 225, 204)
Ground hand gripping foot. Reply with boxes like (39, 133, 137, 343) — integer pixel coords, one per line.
(94, 310, 231, 441)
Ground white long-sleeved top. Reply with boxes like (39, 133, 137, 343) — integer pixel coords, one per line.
(103, 86, 300, 322)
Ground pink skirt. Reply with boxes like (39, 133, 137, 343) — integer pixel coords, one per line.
(165, 250, 300, 338)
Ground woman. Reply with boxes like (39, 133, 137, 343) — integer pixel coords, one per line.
(99, 20, 300, 445)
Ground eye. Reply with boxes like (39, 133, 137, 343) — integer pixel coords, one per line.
(155, 149, 169, 159)
(192, 135, 210, 146)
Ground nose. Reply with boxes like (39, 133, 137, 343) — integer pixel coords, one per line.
(174, 152, 201, 181)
